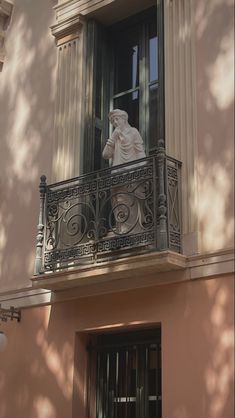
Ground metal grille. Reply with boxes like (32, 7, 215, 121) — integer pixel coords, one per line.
(34, 154, 181, 275)
(90, 331, 162, 418)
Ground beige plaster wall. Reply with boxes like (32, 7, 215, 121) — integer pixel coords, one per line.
(194, 0, 234, 252)
(0, 275, 233, 418)
(0, 0, 57, 291)
(0, 0, 234, 293)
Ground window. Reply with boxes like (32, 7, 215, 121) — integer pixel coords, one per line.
(110, 8, 159, 155)
(87, 329, 162, 418)
(84, 4, 164, 173)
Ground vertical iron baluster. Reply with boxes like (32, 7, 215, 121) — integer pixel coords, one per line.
(153, 156, 158, 251)
(155, 343, 160, 418)
(145, 346, 149, 418)
(105, 352, 109, 417)
(156, 140, 168, 250)
(136, 346, 140, 418)
(34, 175, 47, 275)
(125, 349, 128, 418)
(96, 352, 101, 418)
(115, 351, 119, 418)
(95, 174, 99, 263)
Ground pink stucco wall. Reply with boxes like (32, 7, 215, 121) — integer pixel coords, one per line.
(0, 0, 233, 294)
(0, 0, 57, 292)
(0, 275, 233, 418)
(195, 0, 234, 251)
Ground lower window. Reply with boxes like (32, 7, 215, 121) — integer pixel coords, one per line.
(87, 328, 162, 418)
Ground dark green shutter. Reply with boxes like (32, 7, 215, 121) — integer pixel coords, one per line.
(84, 20, 109, 173)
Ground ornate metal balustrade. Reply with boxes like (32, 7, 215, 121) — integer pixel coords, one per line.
(34, 149, 181, 275)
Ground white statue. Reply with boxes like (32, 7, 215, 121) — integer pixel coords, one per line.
(102, 109, 146, 234)
(102, 109, 146, 165)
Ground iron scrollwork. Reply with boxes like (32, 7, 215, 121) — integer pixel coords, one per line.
(35, 155, 181, 273)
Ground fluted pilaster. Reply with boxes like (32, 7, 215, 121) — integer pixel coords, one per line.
(51, 13, 86, 181)
(165, 0, 198, 253)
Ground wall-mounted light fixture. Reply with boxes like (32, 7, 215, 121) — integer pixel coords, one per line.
(0, 331, 8, 352)
(0, 305, 21, 352)
(0, 305, 21, 322)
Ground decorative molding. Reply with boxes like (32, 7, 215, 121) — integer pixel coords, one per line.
(51, 13, 85, 44)
(54, 0, 115, 24)
(0, 248, 234, 309)
(32, 251, 188, 291)
(0, 288, 52, 310)
(0, 0, 13, 71)
(51, 7, 87, 181)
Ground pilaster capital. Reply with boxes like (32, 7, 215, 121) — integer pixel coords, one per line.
(51, 13, 85, 45)
(0, 0, 13, 26)
(0, 0, 13, 70)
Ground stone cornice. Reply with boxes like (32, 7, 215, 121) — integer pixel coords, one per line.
(51, 13, 85, 43)
(54, 0, 114, 23)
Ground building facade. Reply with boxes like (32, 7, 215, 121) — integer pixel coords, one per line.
(0, 0, 234, 417)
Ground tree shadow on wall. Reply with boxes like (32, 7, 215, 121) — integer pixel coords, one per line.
(0, 0, 58, 291)
(0, 304, 76, 418)
(194, 0, 234, 251)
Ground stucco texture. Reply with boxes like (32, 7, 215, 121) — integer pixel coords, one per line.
(0, 276, 233, 418)
(0, 0, 57, 292)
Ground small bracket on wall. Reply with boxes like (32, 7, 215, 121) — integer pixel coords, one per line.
(0, 304, 21, 322)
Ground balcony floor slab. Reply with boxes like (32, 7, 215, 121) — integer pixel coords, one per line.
(31, 250, 187, 291)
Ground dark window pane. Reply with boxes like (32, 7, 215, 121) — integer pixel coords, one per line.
(113, 27, 139, 94)
(95, 27, 103, 119)
(149, 84, 158, 151)
(148, 20, 158, 83)
(95, 50, 102, 118)
(94, 128, 102, 170)
(114, 91, 139, 129)
(149, 36, 158, 82)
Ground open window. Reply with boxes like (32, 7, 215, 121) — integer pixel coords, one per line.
(84, 4, 164, 173)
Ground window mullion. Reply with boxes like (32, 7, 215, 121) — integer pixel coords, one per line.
(157, 0, 165, 143)
(109, 44, 115, 139)
(139, 22, 149, 155)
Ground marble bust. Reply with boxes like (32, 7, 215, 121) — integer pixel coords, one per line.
(102, 109, 146, 166)
(102, 109, 146, 234)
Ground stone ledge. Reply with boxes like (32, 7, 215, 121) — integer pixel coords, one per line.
(188, 248, 234, 280)
(1, 248, 233, 309)
(31, 250, 187, 290)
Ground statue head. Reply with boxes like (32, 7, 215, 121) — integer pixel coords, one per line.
(108, 109, 128, 129)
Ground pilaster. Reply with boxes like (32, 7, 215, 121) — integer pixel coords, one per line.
(164, 0, 199, 254)
(51, 10, 86, 181)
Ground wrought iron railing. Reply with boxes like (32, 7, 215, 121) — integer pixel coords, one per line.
(34, 147, 181, 275)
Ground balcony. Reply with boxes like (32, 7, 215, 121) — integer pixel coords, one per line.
(32, 147, 185, 290)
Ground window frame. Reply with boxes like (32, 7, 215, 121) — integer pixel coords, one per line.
(108, 6, 160, 155)
(87, 328, 162, 418)
(83, 1, 165, 173)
